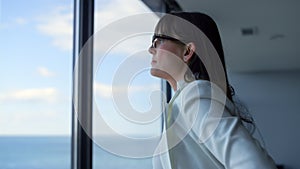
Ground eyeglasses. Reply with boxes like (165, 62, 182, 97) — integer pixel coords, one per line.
(151, 34, 184, 48)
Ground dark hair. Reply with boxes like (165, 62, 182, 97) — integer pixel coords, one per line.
(156, 12, 255, 132)
(169, 12, 233, 100)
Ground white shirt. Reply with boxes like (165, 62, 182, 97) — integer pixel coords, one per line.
(153, 80, 277, 169)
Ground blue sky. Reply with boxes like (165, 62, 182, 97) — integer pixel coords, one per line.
(0, 0, 73, 135)
(0, 0, 161, 136)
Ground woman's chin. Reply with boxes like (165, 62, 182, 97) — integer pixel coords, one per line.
(150, 68, 163, 77)
(150, 68, 160, 77)
(150, 68, 170, 80)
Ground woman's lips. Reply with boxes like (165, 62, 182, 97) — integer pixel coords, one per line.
(151, 60, 157, 65)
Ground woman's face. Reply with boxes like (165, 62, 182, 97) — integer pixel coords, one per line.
(148, 36, 186, 81)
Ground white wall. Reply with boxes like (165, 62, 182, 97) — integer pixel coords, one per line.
(229, 70, 300, 169)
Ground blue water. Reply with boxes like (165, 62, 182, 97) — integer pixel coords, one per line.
(0, 136, 152, 169)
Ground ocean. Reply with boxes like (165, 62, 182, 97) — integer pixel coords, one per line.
(0, 136, 152, 169)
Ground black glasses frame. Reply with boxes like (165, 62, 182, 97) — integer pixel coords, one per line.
(151, 34, 185, 48)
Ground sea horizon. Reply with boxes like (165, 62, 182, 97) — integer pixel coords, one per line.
(0, 135, 153, 169)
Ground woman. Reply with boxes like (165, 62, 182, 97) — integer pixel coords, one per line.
(148, 12, 277, 169)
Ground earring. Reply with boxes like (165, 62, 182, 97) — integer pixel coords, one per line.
(183, 55, 189, 62)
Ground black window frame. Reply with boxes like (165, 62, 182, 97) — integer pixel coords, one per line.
(71, 0, 94, 169)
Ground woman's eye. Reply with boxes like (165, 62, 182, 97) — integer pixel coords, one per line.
(153, 38, 164, 48)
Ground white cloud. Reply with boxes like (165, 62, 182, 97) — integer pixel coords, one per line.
(95, 82, 160, 98)
(94, 0, 153, 30)
(92, 0, 159, 56)
(15, 17, 28, 25)
(36, 6, 73, 51)
(0, 17, 28, 30)
(37, 66, 55, 77)
(33, 0, 158, 54)
(95, 83, 112, 98)
(0, 108, 70, 136)
(0, 87, 58, 103)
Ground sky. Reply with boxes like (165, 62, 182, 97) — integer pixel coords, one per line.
(0, 0, 161, 136)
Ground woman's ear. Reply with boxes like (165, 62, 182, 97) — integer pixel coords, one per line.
(183, 42, 196, 62)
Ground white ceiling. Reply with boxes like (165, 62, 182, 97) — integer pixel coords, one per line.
(175, 0, 300, 73)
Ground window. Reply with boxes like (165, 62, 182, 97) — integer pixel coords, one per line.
(1, 0, 169, 169)
(0, 0, 73, 168)
(71, 0, 169, 168)
(92, 0, 162, 168)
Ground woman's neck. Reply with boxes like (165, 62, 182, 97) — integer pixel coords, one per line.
(167, 77, 187, 92)
(167, 78, 177, 91)
(165, 69, 187, 91)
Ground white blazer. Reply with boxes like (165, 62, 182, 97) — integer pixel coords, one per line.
(152, 80, 277, 169)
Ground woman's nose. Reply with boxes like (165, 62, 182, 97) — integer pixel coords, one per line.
(148, 46, 155, 54)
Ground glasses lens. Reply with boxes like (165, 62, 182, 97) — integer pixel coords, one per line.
(152, 38, 163, 48)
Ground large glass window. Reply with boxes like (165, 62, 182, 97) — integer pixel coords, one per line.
(92, 0, 162, 168)
(0, 0, 73, 168)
